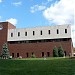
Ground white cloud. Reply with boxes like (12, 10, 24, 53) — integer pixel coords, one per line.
(43, 0, 74, 25)
(6, 18, 18, 25)
(30, 0, 53, 13)
(30, 4, 46, 13)
(13, 1, 22, 6)
(0, 0, 2, 3)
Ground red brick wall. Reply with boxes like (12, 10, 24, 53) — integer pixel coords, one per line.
(0, 22, 8, 55)
(0, 22, 16, 56)
(8, 39, 73, 58)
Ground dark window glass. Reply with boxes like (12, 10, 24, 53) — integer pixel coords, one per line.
(48, 30, 50, 34)
(18, 32, 20, 36)
(25, 32, 27, 36)
(32, 52, 34, 55)
(57, 29, 59, 34)
(65, 29, 67, 33)
(64, 51, 66, 56)
(42, 52, 44, 57)
(40, 30, 42, 35)
(47, 52, 50, 57)
(33, 31, 35, 35)
(12, 53, 14, 57)
(26, 53, 28, 57)
(11, 33, 13, 37)
(17, 53, 19, 57)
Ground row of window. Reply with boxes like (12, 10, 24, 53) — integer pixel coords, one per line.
(8, 38, 70, 44)
(12, 51, 67, 58)
(11, 29, 67, 37)
(12, 52, 50, 58)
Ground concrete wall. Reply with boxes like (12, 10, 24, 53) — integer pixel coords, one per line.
(8, 25, 71, 41)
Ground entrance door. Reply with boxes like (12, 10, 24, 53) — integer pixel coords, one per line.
(12, 53, 14, 57)
(47, 52, 50, 57)
(64, 51, 66, 56)
(42, 52, 44, 57)
(17, 53, 19, 57)
(26, 53, 28, 57)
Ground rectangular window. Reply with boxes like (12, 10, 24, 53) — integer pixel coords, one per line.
(25, 32, 27, 36)
(32, 52, 34, 55)
(47, 52, 50, 57)
(40, 30, 42, 35)
(57, 29, 59, 34)
(18, 32, 20, 37)
(33, 31, 35, 35)
(11, 33, 13, 37)
(26, 53, 28, 57)
(42, 52, 44, 57)
(17, 53, 19, 57)
(64, 51, 66, 56)
(12, 53, 14, 57)
(65, 29, 67, 33)
(48, 30, 50, 34)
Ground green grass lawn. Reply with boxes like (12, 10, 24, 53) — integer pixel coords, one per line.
(0, 57, 75, 75)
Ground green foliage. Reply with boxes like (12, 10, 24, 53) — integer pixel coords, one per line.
(1, 43, 10, 59)
(58, 45, 64, 57)
(53, 46, 58, 57)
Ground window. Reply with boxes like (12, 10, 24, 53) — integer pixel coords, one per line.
(47, 52, 50, 57)
(11, 33, 13, 37)
(18, 32, 20, 37)
(26, 53, 28, 57)
(32, 52, 34, 55)
(12, 53, 14, 57)
(25, 32, 27, 36)
(57, 29, 59, 34)
(40, 30, 42, 35)
(33, 31, 35, 35)
(17, 53, 19, 57)
(42, 52, 44, 57)
(48, 30, 50, 34)
(65, 29, 67, 33)
(64, 51, 66, 56)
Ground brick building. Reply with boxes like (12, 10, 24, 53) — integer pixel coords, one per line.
(0, 22, 73, 58)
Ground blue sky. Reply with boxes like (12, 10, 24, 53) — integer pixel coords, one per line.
(0, 0, 59, 28)
(0, 0, 75, 47)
